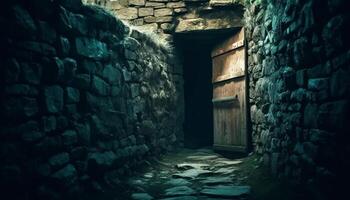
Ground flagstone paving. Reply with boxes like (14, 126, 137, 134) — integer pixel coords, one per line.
(128, 148, 252, 200)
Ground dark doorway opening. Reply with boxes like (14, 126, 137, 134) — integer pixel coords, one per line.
(174, 29, 238, 149)
(181, 42, 213, 148)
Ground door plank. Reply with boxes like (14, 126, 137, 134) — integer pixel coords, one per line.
(211, 28, 245, 57)
(212, 27, 247, 152)
(212, 47, 245, 83)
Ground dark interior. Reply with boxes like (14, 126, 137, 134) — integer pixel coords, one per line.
(175, 28, 240, 148)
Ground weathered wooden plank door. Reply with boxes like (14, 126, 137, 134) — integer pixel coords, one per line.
(211, 28, 247, 152)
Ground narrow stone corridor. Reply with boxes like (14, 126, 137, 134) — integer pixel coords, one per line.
(1, 1, 349, 199)
(127, 148, 251, 200)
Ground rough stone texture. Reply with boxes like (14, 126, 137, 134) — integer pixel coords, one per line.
(139, 8, 154, 17)
(116, 7, 138, 20)
(200, 185, 250, 198)
(0, 1, 180, 199)
(81, 2, 243, 148)
(245, 0, 350, 197)
(84, 0, 243, 39)
(126, 148, 251, 199)
(43, 86, 64, 113)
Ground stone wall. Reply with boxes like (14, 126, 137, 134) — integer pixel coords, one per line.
(0, 0, 180, 199)
(83, 0, 244, 39)
(245, 0, 350, 195)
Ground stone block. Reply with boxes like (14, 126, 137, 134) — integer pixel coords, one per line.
(146, 2, 166, 8)
(167, 2, 185, 8)
(43, 57, 64, 83)
(70, 13, 88, 36)
(75, 122, 91, 145)
(106, 0, 125, 9)
(57, 37, 70, 56)
(49, 153, 70, 169)
(293, 37, 311, 66)
(154, 8, 173, 17)
(73, 74, 91, 90)
(122, 69, 131, 82)
(295, 69, 306, 87)
(307, 78, 328, 91)
(65, 87, 80, 103)
(85, 92, 113, 112)
(130, 84, 140, 98)
(282, 67, 296, 90)
(175, 15, 242, 33)
(91, 75, 110, 96)
(62, 130, 78, 146)
(290, 88, 310, 102)
(144, 16, 156, 23)
(124, 49, 137, 60)
(111, 86, 121, 96)
(44, 86, 64, 113)
(51, 164, 77, 186)
(88, 151, 118, 172)
(41, 116, 57, 132)
(139, 8, 154, 17)
(142, 22, 160, 32)
(155, 16, 173, 23)
(129, 0, 145, 6)
(75, 37, 108, 60)
(174, 8, 187, 14)
(116, 8, 138, 20)
(89, 114, 107, 138)
(101, 64, 121, 85)
(63, 58, 77, 80)
(80, 60, 100, 74)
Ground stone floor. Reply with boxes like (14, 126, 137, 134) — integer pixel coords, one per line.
(127, 148, 252, 200)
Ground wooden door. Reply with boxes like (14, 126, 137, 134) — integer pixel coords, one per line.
(211, 28, 247, 152)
